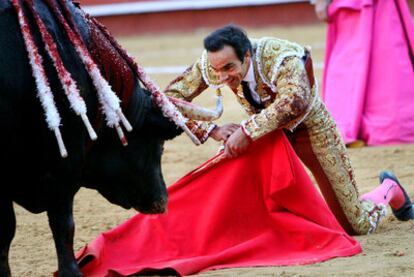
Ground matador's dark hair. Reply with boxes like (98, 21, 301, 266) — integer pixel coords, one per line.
(203, 24, 252, 63)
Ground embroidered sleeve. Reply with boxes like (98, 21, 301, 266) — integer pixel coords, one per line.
(164, 59, 208, 100)
(164, 59, 216, 143)
(242, 56, 311, 140)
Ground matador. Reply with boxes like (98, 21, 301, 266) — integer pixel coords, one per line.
(164, 25, 414, 235)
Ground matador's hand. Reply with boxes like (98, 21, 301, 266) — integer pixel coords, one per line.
(314, 0, 331, 22)
(224, 128, 252, 158)
(210, 123, 240, 142)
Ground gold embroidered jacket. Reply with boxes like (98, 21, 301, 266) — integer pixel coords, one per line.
(164, 37, 317, 142)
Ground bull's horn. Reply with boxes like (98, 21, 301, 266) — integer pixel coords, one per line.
(167, 90, 223, 121)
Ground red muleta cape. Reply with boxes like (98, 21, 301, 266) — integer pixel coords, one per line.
(76, 131, 361, 276)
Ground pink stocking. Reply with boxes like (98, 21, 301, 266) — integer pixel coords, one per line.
(361, 179, 405, 209)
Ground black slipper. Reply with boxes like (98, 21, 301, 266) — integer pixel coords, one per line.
(379, 171, 414, 221)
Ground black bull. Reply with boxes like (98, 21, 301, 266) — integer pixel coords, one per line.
(0, 0, 183, 276)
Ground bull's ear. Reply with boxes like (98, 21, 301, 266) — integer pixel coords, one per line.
(143, 106, 183, 140)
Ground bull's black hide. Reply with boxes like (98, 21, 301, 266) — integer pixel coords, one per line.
(0, 0, 182, 276)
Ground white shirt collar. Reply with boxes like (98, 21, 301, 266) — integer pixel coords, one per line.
(240, 59, 261, 103)
(242, 59, 255, 83)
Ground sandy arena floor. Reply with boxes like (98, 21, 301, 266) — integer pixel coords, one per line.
(9, 25, 414, 276)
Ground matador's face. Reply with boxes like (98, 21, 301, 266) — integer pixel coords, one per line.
(207, 45, 250, 90)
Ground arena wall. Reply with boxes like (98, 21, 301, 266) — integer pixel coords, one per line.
(78, 0, 318, 36)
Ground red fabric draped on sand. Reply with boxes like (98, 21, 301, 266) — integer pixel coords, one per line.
(322, 0, 414, 145)
(76, 131, 361, 277)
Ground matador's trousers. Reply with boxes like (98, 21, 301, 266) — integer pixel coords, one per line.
(284, 100, 385, 235)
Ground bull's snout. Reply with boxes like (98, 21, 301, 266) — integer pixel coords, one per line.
(134, 194, 168, 214)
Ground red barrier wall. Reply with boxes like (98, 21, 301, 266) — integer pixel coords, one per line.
(78, 0, 414, 36)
